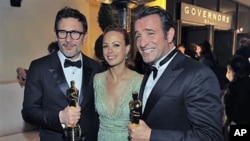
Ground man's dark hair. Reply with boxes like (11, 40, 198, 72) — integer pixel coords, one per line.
(135, 6, 175, 38)
(229, 55, 249, 80)
(54, 7, 88, 33)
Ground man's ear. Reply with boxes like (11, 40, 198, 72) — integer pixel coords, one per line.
(167, 27, 175, 43)
(83, 33, 88, 43)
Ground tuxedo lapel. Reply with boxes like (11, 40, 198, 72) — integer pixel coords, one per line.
(48, 53, 69, 96)
(142, 53, 184, 120)
(79, 54, 94, 105)
(79, 68, 92, 105)
(139, 73, 150, 101)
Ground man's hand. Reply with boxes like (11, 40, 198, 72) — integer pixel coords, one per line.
(59, 104, 81, 127)
(16, 67, 27, 87)
(128, 120, 152, 141)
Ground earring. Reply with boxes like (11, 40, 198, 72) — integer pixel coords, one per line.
(125, 54, 130, 66)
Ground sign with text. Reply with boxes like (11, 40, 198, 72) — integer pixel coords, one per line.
(180, 2, 232, 30)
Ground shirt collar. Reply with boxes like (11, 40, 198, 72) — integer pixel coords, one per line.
(154, 47, 176, 68)
(58, 50, 82, 67)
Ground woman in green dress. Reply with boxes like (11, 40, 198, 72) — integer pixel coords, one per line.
(93, 24, 143, 141)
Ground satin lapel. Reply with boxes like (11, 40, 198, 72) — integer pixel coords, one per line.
(139, 73, 149, 101)
(48, 53, 69, 96)
(79, 68, 92, 105)
(142, 53, 184, 120)
(79, 56, 93, 105)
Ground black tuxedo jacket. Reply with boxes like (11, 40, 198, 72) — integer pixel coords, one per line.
(22, 52, 101, 141)
(139, 52, 223, 141)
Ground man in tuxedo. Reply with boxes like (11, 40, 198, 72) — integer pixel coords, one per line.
(128, 6, 223, 141)
(22, 7, 101, 141)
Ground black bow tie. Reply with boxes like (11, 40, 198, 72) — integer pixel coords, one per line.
(144, 65, 158, 79)
(144, 49, 177, 79)
(64, 59, 82, 68)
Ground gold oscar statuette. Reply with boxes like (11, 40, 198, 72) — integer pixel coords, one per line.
(129, 91, 142, 126)
(64, 80, 82, 141)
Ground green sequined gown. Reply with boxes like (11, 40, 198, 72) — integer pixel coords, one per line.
(94, 71, 143, 141)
